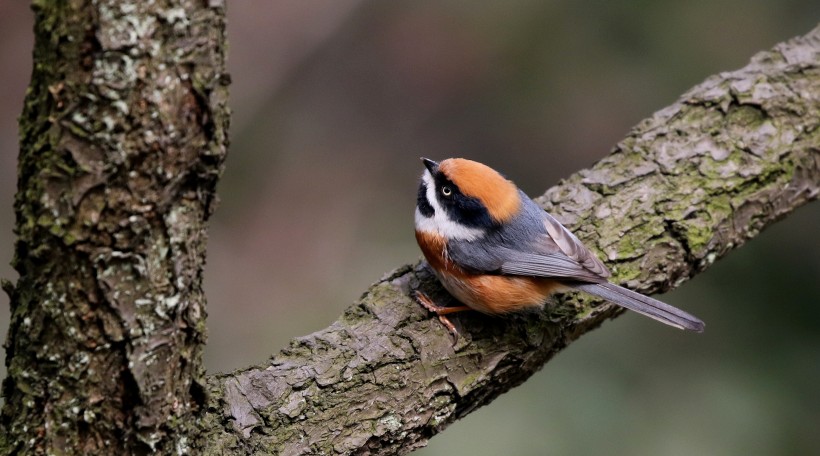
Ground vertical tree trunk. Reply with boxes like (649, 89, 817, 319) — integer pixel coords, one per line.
(1, 1, 229, 454)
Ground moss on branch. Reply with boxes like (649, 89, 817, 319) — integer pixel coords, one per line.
(194, 25, 820, 456)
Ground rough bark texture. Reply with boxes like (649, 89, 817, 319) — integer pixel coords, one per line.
(1, 1, 228, 454)
(195, 27, 819, 455)
(2, 2, 818, 455)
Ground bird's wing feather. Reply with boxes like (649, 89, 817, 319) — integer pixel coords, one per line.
(541, 212, 611, 278)
(498, 250, 607, 282)
(448, 218, 609, 283)
(497, 210, 611, 281)
(448, 206, 611, 283)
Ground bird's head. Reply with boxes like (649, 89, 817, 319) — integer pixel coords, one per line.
(415, 157, 521, 240)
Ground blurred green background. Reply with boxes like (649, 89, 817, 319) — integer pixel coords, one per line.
(1, 2, 818, 455)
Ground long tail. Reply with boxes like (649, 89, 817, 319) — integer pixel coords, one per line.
(571, 282, 705, 332)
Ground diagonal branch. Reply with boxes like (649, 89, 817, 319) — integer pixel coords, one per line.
(195, 26, 819, 455)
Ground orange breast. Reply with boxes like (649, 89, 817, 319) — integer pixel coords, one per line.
(415, 230, 562, 314)
(415, 230, 454, 272)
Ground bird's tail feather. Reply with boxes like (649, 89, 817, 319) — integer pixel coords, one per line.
(571, 282, 705, 332)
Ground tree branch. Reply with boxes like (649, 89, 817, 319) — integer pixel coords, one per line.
(195, 26, 819, 455)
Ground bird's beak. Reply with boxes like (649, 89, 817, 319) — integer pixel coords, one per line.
(421, 157, 439, 174)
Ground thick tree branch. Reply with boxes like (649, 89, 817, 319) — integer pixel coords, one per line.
(196, 26, 819, 454)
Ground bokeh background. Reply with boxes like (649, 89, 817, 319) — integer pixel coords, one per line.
(1, 2, 819, 454)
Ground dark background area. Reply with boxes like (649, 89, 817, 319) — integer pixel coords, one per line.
(1, 2, 818, 454)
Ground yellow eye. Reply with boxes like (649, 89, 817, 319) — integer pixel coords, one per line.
(441, 186, 452, 196)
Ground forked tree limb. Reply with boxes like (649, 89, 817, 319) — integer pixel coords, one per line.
(196, 26, 819, 455)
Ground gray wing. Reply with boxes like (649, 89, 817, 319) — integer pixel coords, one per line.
(498, 250, 607, 282)
(537, 212, 611, 279)
(449, 198, 611, 283)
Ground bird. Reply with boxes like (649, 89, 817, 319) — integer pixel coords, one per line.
(413, 157, 704, 341)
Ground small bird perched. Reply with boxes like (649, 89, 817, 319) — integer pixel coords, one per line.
(414, 157, 704, 341)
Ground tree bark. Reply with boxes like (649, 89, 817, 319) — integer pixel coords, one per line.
(1, 3, 817, 456)
(1, 1, 228, 454)
(195, 27, 819, 455)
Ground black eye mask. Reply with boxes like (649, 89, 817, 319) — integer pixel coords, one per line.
(417, 181, 435, 217)
(432, 173, 493, 229)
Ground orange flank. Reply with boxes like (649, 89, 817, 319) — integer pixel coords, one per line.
(447, 274, 561, 314)
(415, 229, 561, 314)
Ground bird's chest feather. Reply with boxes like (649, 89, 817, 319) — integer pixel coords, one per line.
(415, 230, 458, 273)
(415, 230, 561, 313)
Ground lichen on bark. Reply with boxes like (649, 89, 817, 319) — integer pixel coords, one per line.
(194, 26, 819, 455)
(2, 1, 229, 454)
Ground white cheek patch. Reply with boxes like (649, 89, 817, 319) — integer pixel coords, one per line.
(415, 171, 483, 241)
